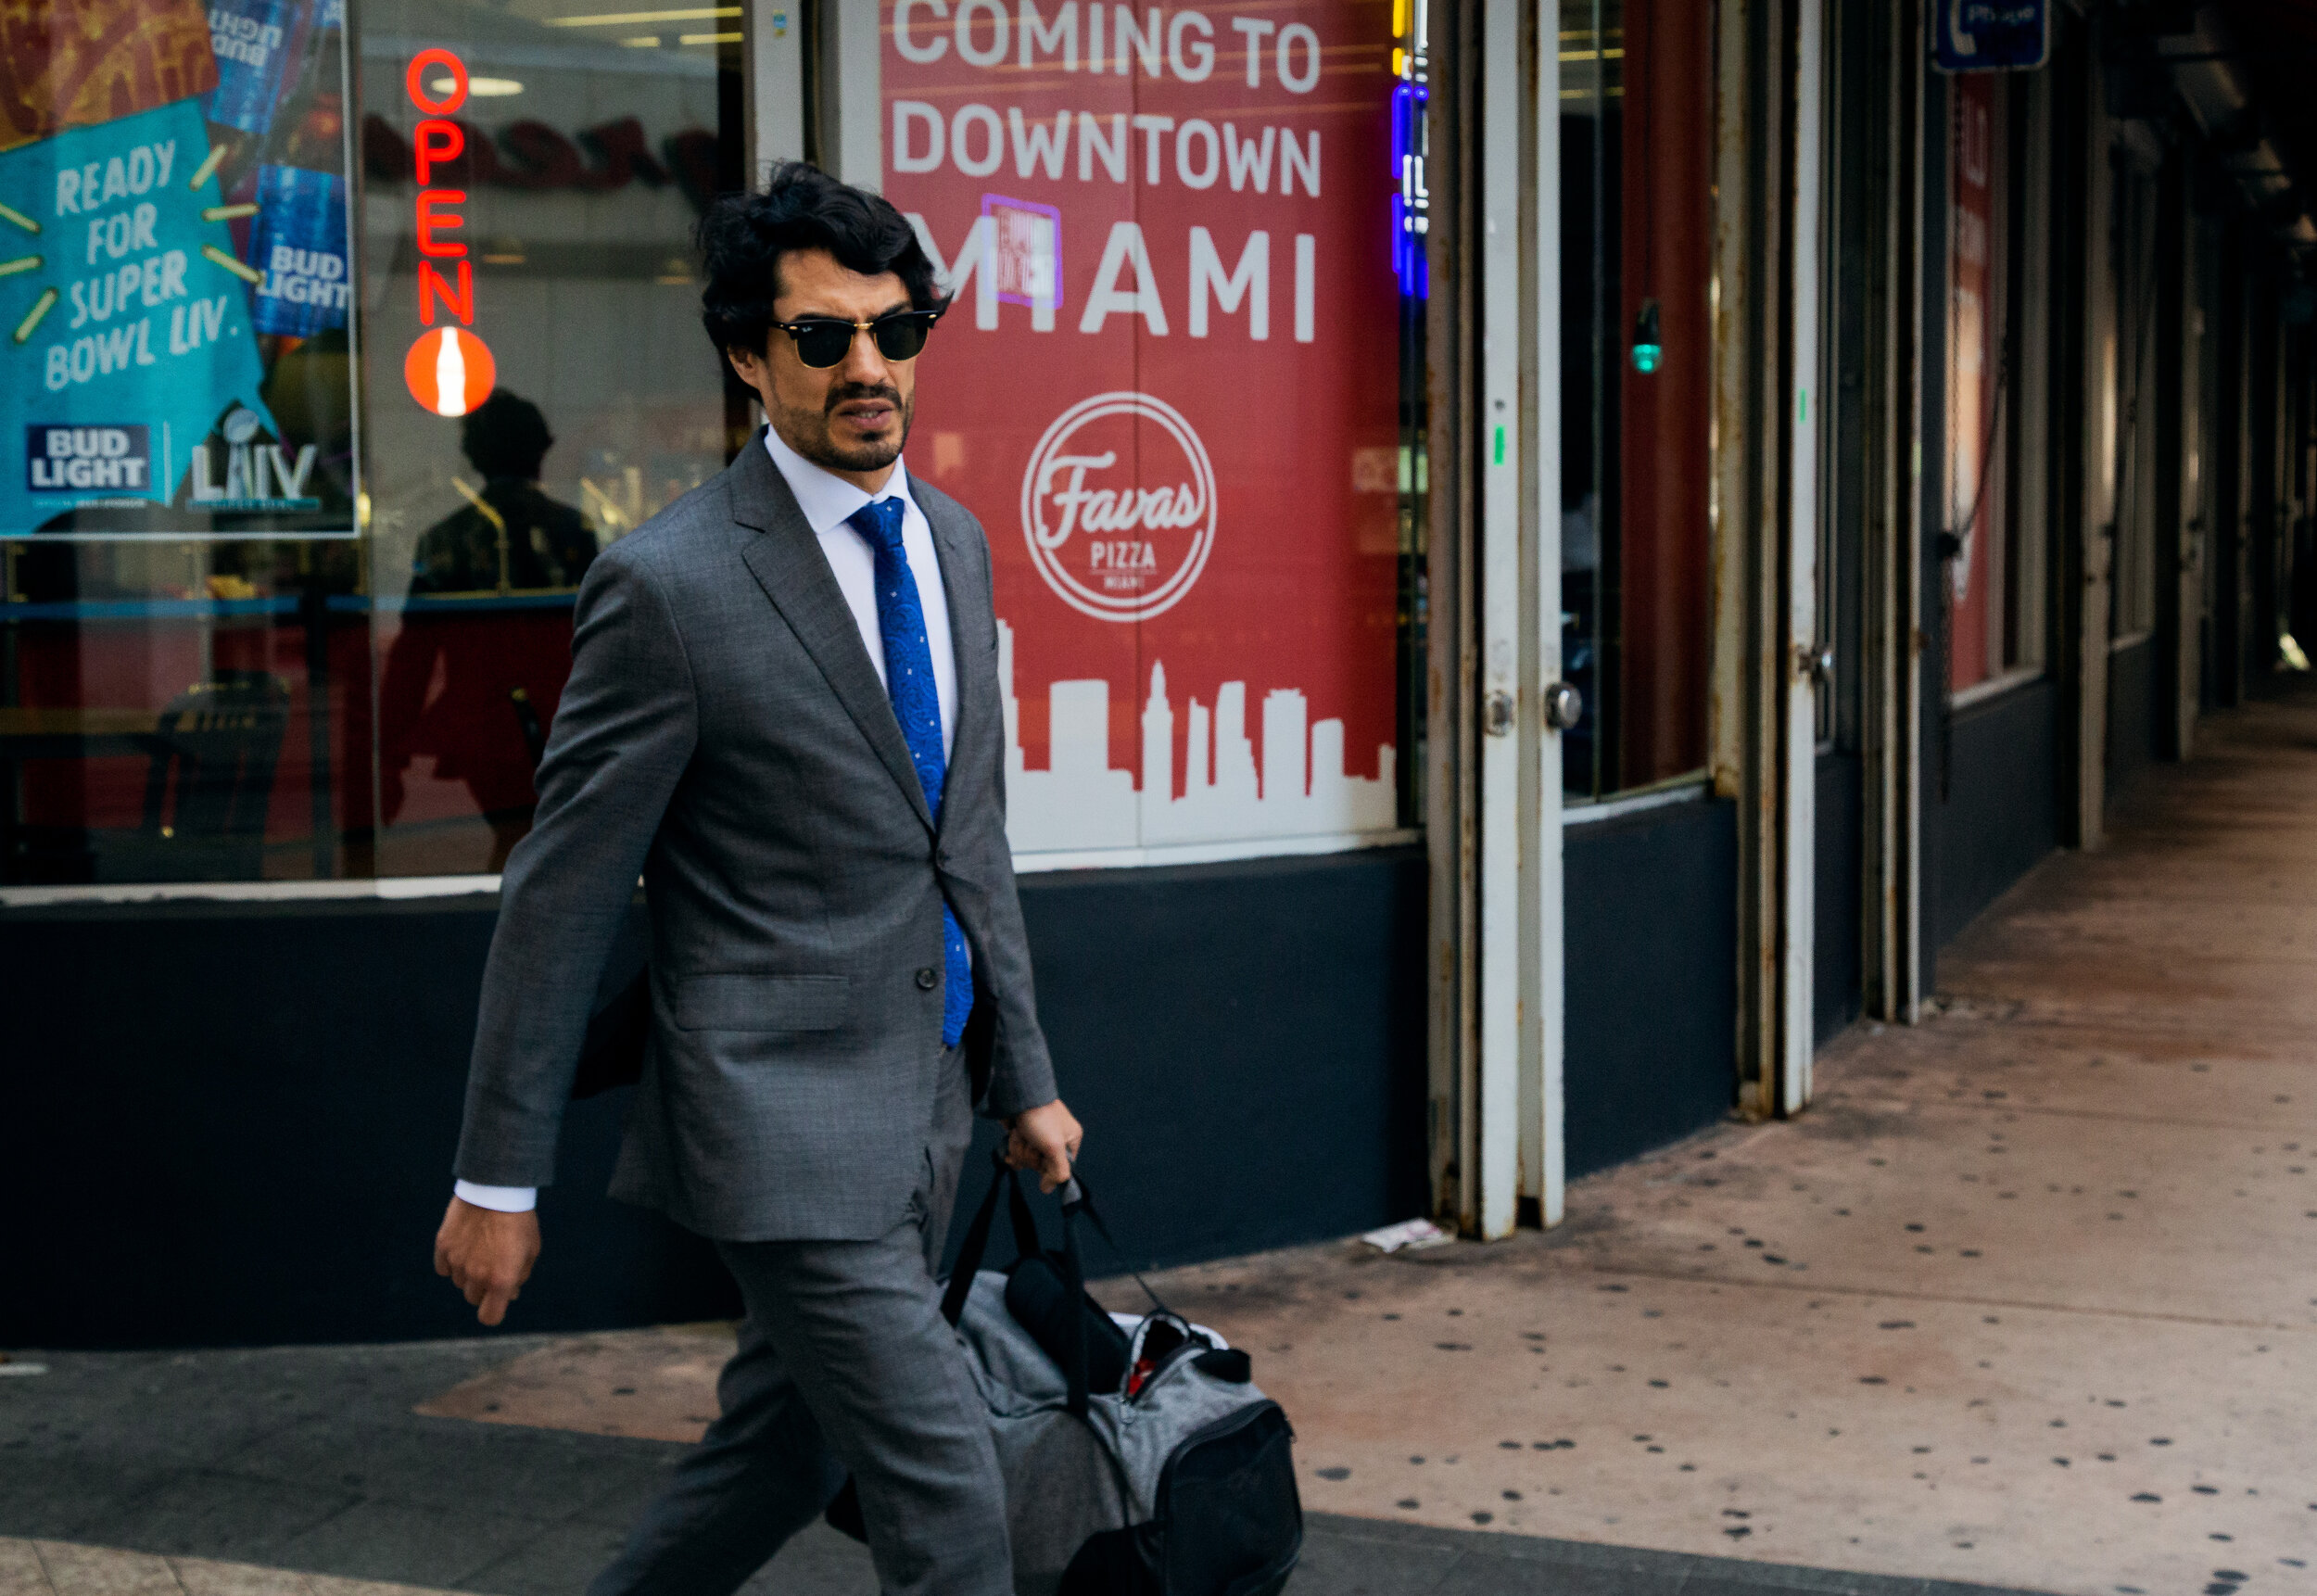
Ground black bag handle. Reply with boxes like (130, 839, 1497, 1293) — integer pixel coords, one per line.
(938, 1149, 1011, 1327)
(941, 1159, 1173, 1419)
(1007, 1159, 1043, 1263)
(939, 1149, 1070, 1325)
(1058, 1176, 1091, 1417)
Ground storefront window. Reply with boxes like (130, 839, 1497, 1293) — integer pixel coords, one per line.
(5, 0, 1406, 887)
(0, 0, 739, 885)
(359, 0, 741, 874)
(1945, 71, 2009, 696)
(1944, 71, 2049, 701)
(2106, 149, 2160, 650)
(1558, 0, 1713, 800)
(3, 0, 366, 883)
(877, 0, 1412, 860)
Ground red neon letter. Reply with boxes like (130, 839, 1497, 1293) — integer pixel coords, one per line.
(413, 119, 464, 186)
(415, 189, 466, 257)
(406, 49, 467, 115)
(418, 259, 473, 326)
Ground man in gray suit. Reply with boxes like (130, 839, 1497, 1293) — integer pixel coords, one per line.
(433, 161, 1083, 1596)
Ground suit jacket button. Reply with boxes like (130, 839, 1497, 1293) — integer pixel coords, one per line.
(915, 968, 939, 990)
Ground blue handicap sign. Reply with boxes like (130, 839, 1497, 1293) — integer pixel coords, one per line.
(1932, 0, 2050, 72)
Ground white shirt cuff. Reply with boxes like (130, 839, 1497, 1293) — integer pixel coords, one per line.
(453, 1180, 538, 1213)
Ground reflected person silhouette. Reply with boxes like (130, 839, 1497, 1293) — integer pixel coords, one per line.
(380, 392, 601, 870)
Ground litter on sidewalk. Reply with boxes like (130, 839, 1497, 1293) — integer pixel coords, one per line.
(1360, 1218, 1454, 1254)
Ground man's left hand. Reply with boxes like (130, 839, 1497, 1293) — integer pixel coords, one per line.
(1006, 1099, 1083, 1193)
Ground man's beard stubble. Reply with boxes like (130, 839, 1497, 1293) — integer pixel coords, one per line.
(779, 381, 913, 475)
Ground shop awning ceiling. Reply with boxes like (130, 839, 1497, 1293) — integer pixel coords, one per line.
(2129, 0, 2317, 263)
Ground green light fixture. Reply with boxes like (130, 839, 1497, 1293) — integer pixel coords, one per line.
(1630, 298, 1663, 374)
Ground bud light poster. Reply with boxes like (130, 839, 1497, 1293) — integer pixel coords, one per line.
(882, 1, 1406, 858)
(0, 0, 358, 539)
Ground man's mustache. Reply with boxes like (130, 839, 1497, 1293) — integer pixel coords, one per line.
(825, 383, 903, 413)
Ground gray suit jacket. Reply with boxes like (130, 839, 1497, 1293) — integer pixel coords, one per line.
(452, 430, 1058, 1242)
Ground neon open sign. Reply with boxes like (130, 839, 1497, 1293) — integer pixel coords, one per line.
(401, 47, 497, 416)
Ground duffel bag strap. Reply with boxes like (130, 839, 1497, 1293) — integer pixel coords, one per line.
(943, 1151, 1070, 1330)
(1007, 1157, 1044, 1263)
(1058, 1176, 1092, 1417)
(939, 1150, 1013, 1328)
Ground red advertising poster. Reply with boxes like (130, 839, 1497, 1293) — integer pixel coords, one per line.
(880, 0, 1402, 855)
(1946, 72, 1998, 693)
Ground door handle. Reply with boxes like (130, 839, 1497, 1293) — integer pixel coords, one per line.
(1544, 681, 1583, 731)
(1486, 684, 1584, 736)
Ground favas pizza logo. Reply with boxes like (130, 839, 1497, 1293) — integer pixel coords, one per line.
(1020, 391, 1215, 623)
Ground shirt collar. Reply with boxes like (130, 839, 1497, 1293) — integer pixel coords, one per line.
(762, 424, 912, 539)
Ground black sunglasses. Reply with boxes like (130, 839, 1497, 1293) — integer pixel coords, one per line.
(770, 309, 942, 369)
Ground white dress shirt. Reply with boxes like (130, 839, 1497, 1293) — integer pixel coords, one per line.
(454, 429, 957, 1217)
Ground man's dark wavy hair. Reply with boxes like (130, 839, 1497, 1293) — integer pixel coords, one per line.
(695, 161, 943, 358)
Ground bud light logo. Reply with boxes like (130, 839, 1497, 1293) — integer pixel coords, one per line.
(26, 425, 151, 494)
(203, 0, 298, 134)
(1019, 392, 1216, 623)
(249, 166, 350, 338)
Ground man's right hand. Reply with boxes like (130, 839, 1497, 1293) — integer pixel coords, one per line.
(434, 1197, 541, 1326)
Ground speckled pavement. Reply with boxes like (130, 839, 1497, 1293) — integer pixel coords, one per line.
(1132, 687, 2317, 1596)
(15, 699, 2313, 1596)
(360, 690, 2317, 1596)
(0, 1538, 451, 1596)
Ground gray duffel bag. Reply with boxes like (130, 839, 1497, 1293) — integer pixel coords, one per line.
(828, 1161, 1303, 1596)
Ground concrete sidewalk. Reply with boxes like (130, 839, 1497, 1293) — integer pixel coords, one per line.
(332, 687, 2317, 1596)
(0, 1335, 2032, 1596)
(11, 696, 2317, 1596)
(1138, 686, 2317, 1596)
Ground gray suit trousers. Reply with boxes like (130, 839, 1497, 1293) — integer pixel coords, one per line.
(588, 1053, 1007, 1596)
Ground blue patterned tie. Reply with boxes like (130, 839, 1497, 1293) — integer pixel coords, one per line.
(848, 496, 972, 1047)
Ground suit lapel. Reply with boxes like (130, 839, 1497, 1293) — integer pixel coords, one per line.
(729, 435, 934, 831)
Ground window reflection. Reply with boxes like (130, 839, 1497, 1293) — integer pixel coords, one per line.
(0, 0, 365, 884)
(1559, 0, 1712, 801)
(379, 391, 596, 869)
(0, 0, 740, 884)
(360, 0, 739, 875)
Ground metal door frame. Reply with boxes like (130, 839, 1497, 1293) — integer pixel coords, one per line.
(1780, 0, 1827, 1111)
(1428, 0, 1563, 1235)
(1717, 0, 1835, 1111)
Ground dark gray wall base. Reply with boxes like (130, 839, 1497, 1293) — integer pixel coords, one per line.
(0, 894, 740, 1350)
(1931, 678, 2058, 952)
(991, 848, 1432, 1273)
(1, 849, 1429, 1349)
(2107, 638, 2158, 799)
(1564, 795, 1738, 1178)
(1814, 752, 1865, 1044)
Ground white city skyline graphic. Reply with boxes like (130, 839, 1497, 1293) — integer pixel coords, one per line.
(998, 619, 1398, 853)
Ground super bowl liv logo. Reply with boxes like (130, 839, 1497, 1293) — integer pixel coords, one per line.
(1020, 391, 1214, 623)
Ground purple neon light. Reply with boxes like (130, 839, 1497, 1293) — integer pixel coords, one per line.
(979, 193, 1065, 310)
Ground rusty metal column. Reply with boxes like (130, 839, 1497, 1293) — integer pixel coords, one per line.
(1519, 0, 1567, 1227)
(1859, 0, 1924, 1026)
(1426, 0, 1560, 1240)
(1713, 0, 1796, 1118)
(1424, 0, 1480, 1236)
(1780, 0, 1827, 1113)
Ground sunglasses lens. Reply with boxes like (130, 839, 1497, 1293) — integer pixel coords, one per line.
(792, 323, 851, 367)
(873, 316, 931, 361)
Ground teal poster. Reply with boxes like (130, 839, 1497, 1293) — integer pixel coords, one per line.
(0, 0, 358, 543)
